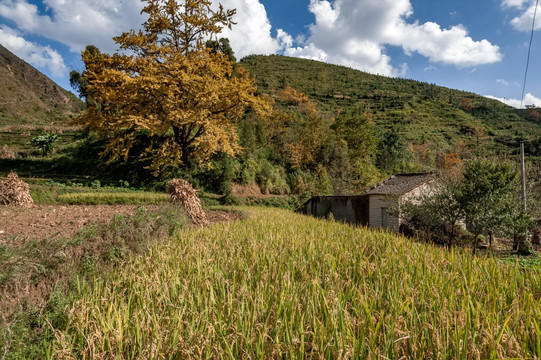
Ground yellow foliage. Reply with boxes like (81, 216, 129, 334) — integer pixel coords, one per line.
(265, 86, 331, 169)
(277, 86, 309, 105)
(76, 0, 268, 174)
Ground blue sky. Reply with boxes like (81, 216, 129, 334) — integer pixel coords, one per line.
(0, 0, 540, 108)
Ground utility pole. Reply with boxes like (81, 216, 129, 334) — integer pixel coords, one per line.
(521, 141, 527, 211)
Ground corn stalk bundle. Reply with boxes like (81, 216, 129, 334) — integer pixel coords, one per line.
(0, 171, 34, 207)
(0, 145, 16, 159)
(166, 179, 207, 225)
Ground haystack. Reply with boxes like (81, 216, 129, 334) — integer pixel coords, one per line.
(167, 179, 207, 225)
(0, 145, 16, 159)
(0, 171, 34, 207)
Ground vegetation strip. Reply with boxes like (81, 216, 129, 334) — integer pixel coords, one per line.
(52, 207, 541, 359)
(57, 192, 169, 205)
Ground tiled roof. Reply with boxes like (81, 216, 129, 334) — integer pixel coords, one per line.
(365, 173, 435, 196)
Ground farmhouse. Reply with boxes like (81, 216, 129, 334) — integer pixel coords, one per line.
(300, 173, 434, 232)
(365, 173, 434, 231)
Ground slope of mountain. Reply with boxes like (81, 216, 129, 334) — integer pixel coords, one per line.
(0, 44, 83, 127)
(240, 54, 541, 156)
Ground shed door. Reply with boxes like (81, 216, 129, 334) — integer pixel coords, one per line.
(381, 207, 389, 228)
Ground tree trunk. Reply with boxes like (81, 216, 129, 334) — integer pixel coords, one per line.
(172, 125, 191, 165)
(448, 224, 455, 248)
(489, 232, 493, 253)
(517, 233, 533, 256)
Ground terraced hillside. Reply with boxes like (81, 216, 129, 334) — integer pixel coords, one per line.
(241, 55, 541, 156)
(0, 45, 84, 155)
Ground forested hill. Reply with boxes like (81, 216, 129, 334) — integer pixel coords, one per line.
(240, 54, 541, 156)
(0, 44, 83, 127)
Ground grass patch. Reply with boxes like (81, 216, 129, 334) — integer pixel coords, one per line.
(28, 182, 164, 205)
(49, 207, 541, 359)
(30, 184, 66, 204)
(0, 205, 188, 359)
(500, 254, 541, 268)
(57, 191, 169, 205)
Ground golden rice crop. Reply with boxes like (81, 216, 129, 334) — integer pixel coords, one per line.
(58, 192, 168, 205)
(50, 207, 541, 359)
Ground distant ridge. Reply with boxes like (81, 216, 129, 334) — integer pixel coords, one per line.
(240, 54, 541, 155)
(0, 44, 83, 127)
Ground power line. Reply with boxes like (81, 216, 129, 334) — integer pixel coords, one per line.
(521, 0, 540, 109)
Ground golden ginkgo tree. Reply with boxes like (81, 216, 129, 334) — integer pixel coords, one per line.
(77, 0, 265, 174)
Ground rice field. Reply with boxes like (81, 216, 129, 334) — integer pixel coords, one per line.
(50, 207, 541, 359)
(57, 191, 169, 205)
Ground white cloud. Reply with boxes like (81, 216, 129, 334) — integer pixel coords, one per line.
(217, 0, 288, 57)
(0, 0, 38, 31)
(0, 0, 289, 60)
(509, 1, 541, 31)
(502, 0, 531, 9)
(309, 0, 340, 29)
(286, 39, 395, 75)
(276, 29, 294, 50)
(485, 92, 541, 108)
(283, 0, 502, 76)
(0, 0, 144, 53)
(0, 25, 66, 77)
(284, 42, 329, 62)
(391, 22, 502, 67)
(497, 78, 509, 86)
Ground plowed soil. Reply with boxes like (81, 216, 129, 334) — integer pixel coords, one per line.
(0, 205, 241, 243)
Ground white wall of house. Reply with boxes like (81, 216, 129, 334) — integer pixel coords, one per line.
(368, 182, 433, 232)
(368, 196, 399, 231)
(400, 182, 433, 205)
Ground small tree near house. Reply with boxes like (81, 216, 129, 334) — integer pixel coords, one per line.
(400, 174, 464, 247)
(458, 159, 522, 254)
(401, 158, 532, 254)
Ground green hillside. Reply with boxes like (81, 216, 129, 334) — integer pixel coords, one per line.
(0, 45, 84, 156)
(0, 44, 83, 127)
(240, 55, 541, 156)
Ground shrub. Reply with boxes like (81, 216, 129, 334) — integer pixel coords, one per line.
(29, 132, 59, 156)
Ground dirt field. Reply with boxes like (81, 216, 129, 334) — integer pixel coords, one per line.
(0, 205, 240, 243)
